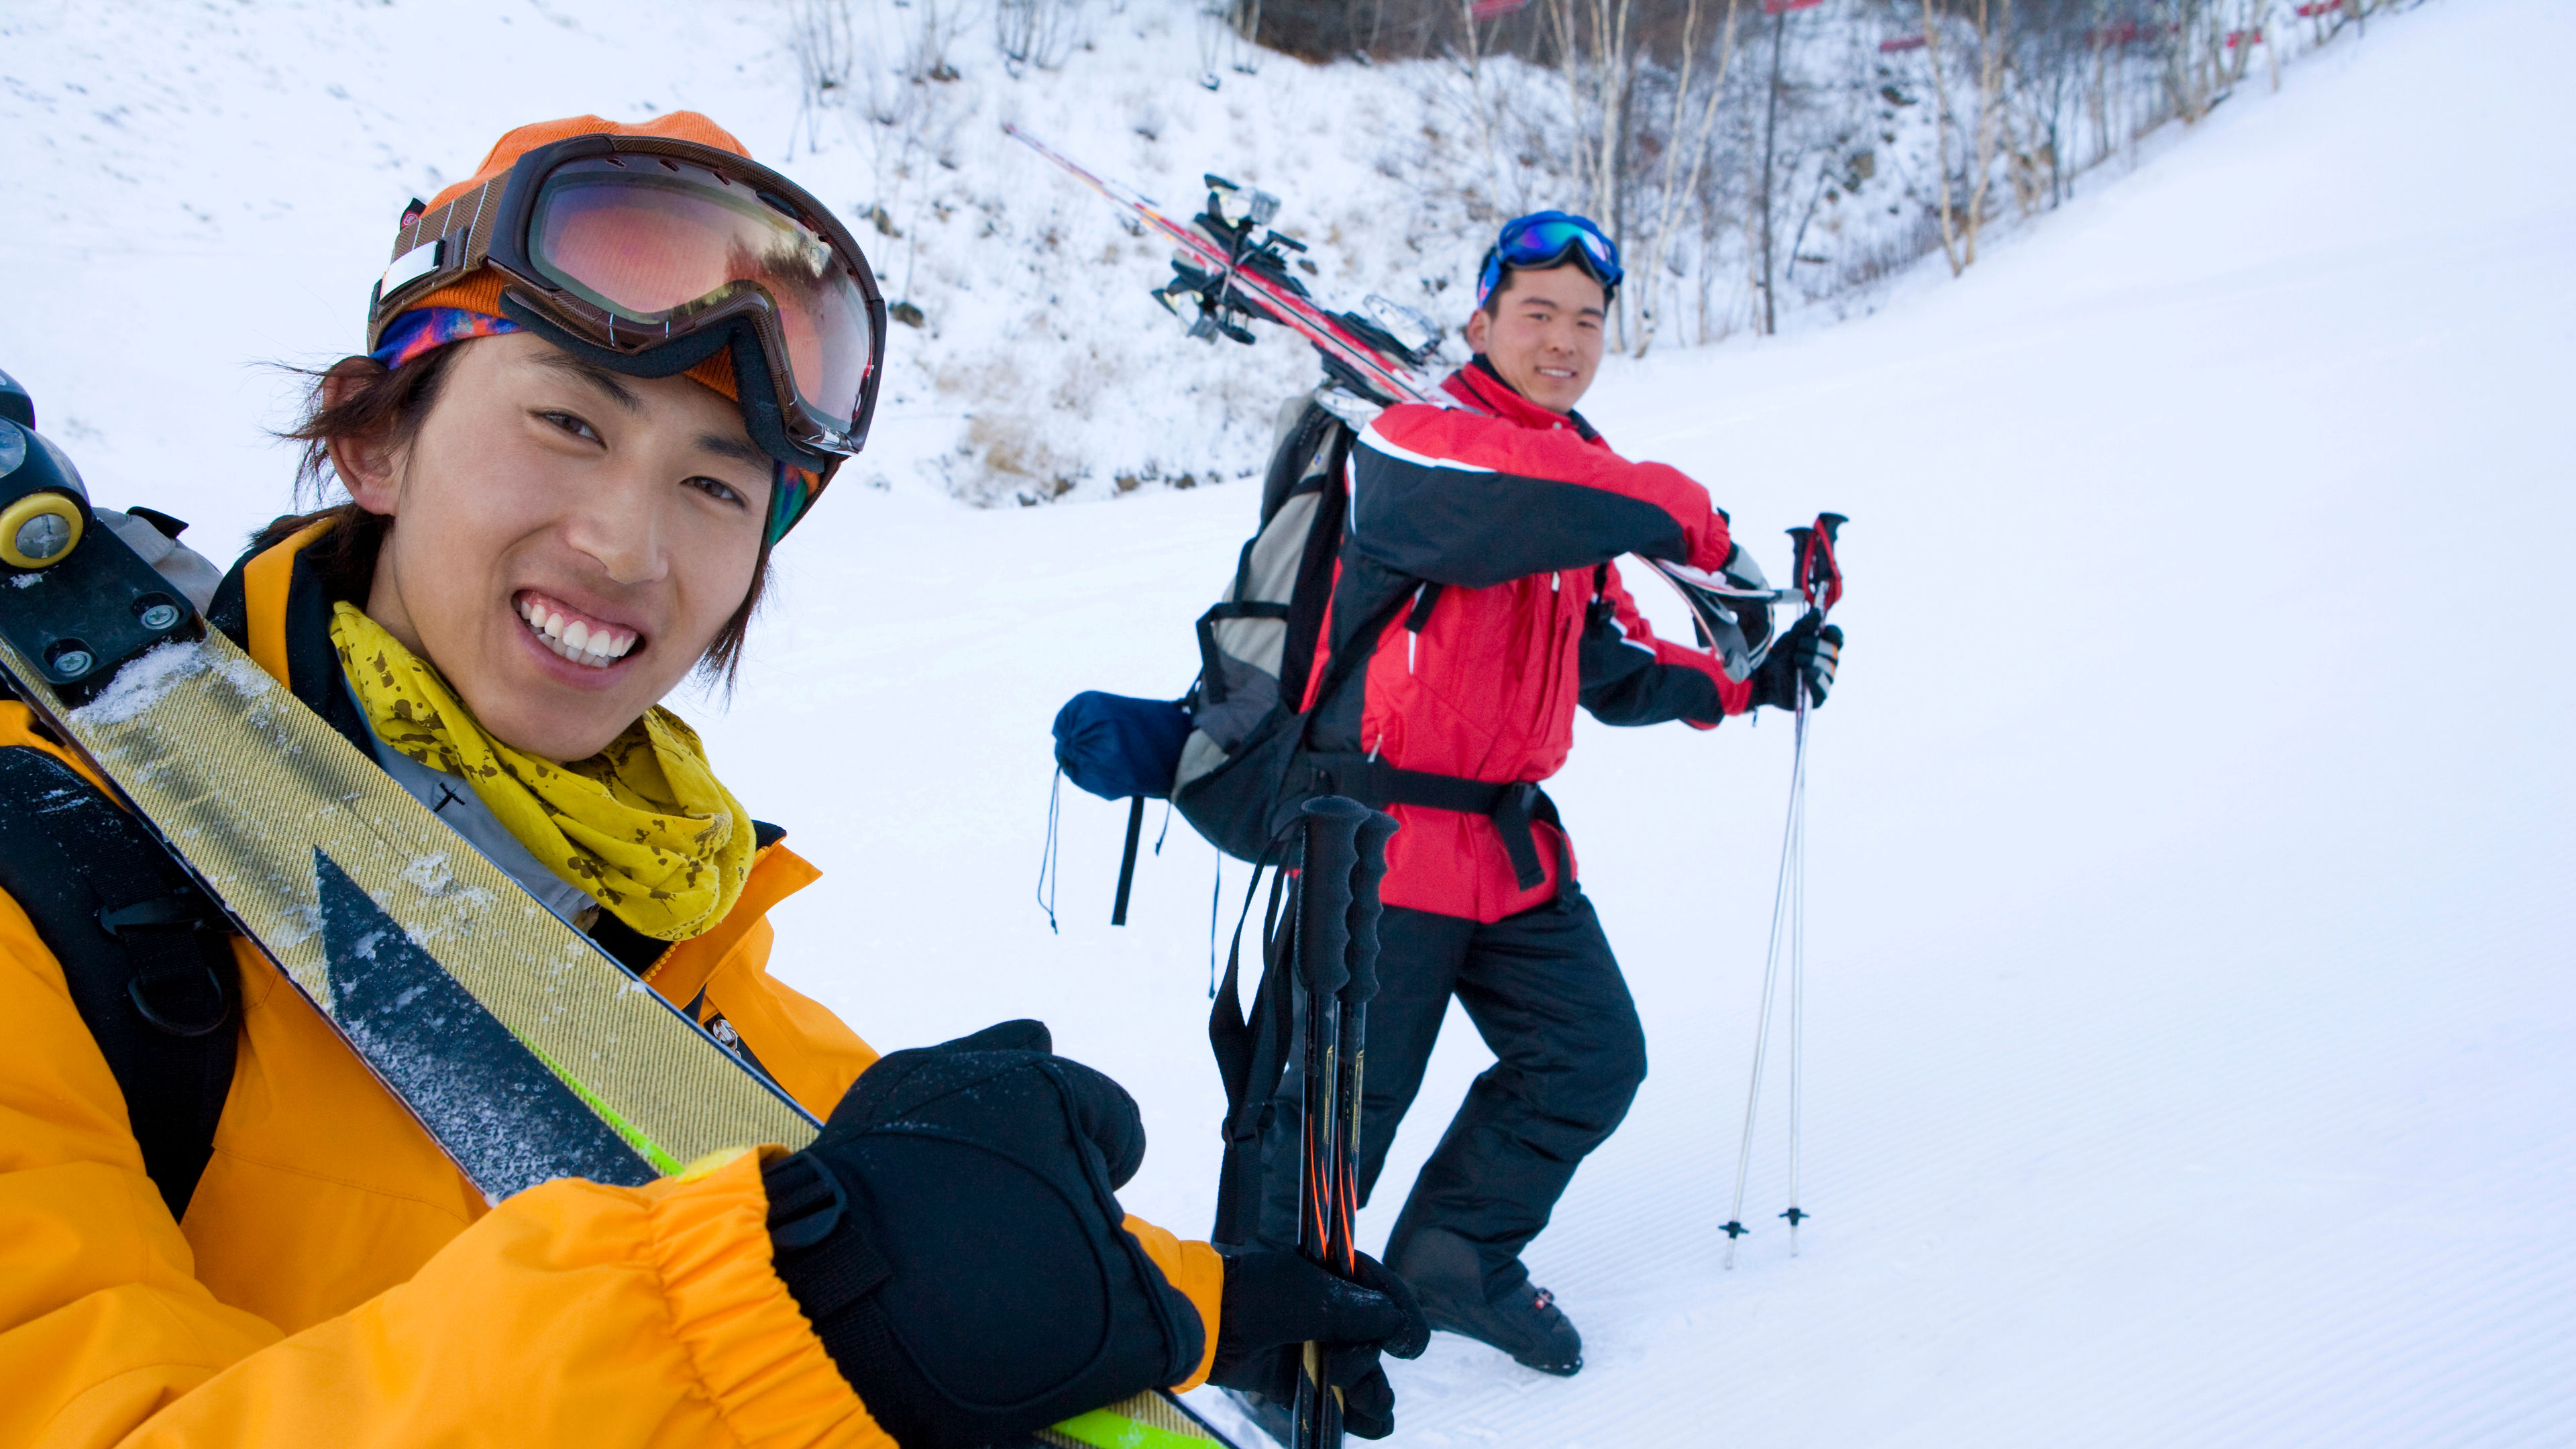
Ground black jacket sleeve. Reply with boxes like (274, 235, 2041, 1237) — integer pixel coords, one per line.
(1346, 405, 1732, 588)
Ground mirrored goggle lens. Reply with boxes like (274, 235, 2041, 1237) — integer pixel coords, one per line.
(1501, 219, 1621, 280)
(528, 157, 873, 429)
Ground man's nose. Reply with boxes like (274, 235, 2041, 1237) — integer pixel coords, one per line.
(564, 470, 668, 586)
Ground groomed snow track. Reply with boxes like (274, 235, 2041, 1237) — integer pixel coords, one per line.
(4, 2, 2568, 1446)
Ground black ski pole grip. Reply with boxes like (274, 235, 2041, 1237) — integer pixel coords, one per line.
(1817, 512, 1847, 543)
(1342, 809, 1396, 1012)
(1295, 797, 1366, 1000)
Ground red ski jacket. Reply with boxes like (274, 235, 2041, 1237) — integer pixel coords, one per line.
(1299, 361, 1753, 923)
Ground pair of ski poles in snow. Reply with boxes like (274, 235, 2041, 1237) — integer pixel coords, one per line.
(1721, 515, 1843, 1268)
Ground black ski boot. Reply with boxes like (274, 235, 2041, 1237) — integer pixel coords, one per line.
(1392, 1227, 1583, 1377)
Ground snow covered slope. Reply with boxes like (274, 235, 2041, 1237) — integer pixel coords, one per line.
(714, 3, 2575, 1444)
(0, 0, 1954, 511)
(7, 0, 2571, 1445)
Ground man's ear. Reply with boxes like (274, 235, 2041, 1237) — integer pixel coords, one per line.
(1464, 307, 1491, 354)
(321, 361, 404, 515)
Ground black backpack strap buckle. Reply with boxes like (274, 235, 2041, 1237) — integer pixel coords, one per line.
(98, 890, 219, 936)
(99, 888, 233, 1038)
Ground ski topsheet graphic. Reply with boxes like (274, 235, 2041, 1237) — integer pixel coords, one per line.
(0, 615, 821, 1195)
(0, 374, 1237, 1448)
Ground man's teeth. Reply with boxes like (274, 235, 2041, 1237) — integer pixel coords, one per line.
(517, 598, 635, 667)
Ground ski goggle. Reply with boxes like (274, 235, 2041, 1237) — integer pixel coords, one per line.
(1476, 211, 1624, 307)
(368, 134, 885, 482)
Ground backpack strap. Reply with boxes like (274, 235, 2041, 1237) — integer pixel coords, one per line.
(0, 745, 239, 1220)
(1299, 753, 1560, 893)
(1205, 839, 1297, 1249)
(1272, 424, 1355, 710)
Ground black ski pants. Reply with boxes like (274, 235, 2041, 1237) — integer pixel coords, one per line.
(1255, 881, 1647, 1295)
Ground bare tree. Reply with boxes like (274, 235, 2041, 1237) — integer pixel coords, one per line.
(790, 0, 857, 158)
(1966, 0, 2005, 266)
(1919, 0, 1965, 275)
(1201, 1, 1265, 88)
(1753, 1, 1790, 332)
(1455, 0, 1514, 207)
(1550, 0, 1643, 339)
(997, 0, 1085, 74)
(1633, 0, 1742, 355)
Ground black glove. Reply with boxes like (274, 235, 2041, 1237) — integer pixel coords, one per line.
(1748, 612, 1844, 712)
(1209, 1247, 1430, 1440)
(764, 1020, 1202, 1449)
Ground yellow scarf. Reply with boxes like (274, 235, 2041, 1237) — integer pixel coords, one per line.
(328, 602, 753, 942)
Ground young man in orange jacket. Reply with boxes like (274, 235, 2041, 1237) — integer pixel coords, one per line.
(1254, 213, 1843, 1377)
(0, 112, 1425, 1448)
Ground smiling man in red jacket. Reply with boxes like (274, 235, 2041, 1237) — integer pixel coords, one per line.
(1253, 213, 1842, 1378)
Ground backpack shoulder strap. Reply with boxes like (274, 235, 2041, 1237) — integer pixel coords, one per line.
(1272, 419, 1357, 711)
(0, 743, 239, 1221)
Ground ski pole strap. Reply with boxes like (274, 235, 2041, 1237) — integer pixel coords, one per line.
(1111, 796, 1146, 927)
(1302, 753, 1558, 892)
(1208, 838, 1296, 1248)
(1790, 513, 1847, 613)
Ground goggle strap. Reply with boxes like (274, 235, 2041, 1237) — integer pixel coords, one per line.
(370, 175, 508, 351)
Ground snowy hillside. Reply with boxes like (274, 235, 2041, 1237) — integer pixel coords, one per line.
(7, 0, 2572, 1446)
(4, 0, 1493, 508)
(5, 0, 1977, 511)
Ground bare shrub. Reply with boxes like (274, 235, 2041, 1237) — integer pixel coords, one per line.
(998, 0, 1085, 74)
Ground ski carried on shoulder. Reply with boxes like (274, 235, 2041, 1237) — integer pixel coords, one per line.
(0, 370, 1235, 1449)
(1004, 124, 1443, 409)
(1005, 127, 1796, 677)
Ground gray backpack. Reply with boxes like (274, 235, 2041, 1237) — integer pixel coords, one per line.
(1171, 393, 1368, 862)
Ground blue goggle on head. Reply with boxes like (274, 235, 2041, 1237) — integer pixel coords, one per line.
(1476, 211, 1623, 308)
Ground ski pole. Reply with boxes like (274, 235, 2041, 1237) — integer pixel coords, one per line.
(1290, 796, 1367, 1449)
(1720, 771, 1794, 1268)
(1778, 514, 1840, 1256)
(1784, 513, 1841, 1248)
(1722, 514, 1843, 1268)
(1780, 683, 1811, 1256)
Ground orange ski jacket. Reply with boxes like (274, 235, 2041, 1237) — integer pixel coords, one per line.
(0, 527, 1222, 1448)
